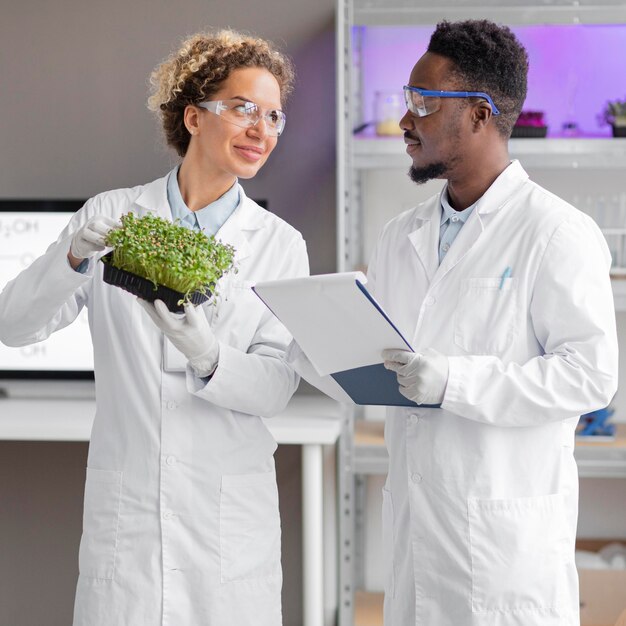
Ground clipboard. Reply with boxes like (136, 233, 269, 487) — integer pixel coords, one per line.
(252, 272, 439, 407)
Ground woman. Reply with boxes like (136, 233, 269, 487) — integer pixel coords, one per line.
(0, 30, 308, 626)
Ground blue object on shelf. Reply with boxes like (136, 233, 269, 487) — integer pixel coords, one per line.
(577, 407, 616, 437)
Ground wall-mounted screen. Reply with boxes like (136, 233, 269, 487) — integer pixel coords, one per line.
(0, 200, 93, 379)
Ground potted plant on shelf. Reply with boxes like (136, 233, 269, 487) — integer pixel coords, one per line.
(101, 212, 236, 312)
(600, 97, 626, 137)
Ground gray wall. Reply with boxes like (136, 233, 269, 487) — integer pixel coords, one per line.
(0, 0, 336, 275)
(0, 1, 336, 624)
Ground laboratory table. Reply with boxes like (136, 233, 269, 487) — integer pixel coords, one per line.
(0, 393, 342, 626)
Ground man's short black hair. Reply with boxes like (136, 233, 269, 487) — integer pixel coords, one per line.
(428, 20, 528, 137)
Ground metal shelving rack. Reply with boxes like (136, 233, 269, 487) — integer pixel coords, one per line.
(353, 137, 626, 170)
(335, 1, 626, 625)
(337, 0, 626, 274)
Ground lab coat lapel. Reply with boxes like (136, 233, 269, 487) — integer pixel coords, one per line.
(213, 188, 264, 265)
(132, 175, 172, 220)
(431, 161, 530, 287)
(207, 190, 262, 327)
(431, 209, 484, 286)
(407, 196, 441, 284)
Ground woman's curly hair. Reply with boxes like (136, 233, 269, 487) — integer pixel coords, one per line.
(148, 29, 295, 157)
(428, 20, 528, 138)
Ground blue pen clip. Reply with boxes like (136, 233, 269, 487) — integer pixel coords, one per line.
(499, 266, 512, 290)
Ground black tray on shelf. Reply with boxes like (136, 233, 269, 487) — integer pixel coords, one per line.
(511, 125, 548, 138)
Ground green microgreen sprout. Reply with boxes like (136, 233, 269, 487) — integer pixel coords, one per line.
(104, 212, 236, 305)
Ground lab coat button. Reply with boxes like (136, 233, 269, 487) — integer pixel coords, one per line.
(166, 401, 177, 410)
(424, 296, 435, 306)
(409, 414, 419, 424)
(411, 473, 422, 484)
(162, 510, 174, 520)
(165, 455, 177, 466)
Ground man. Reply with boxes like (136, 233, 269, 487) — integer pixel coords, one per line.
(291, 19, 618, 626)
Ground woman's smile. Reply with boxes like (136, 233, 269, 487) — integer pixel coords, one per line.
(234, 143, 264, 162)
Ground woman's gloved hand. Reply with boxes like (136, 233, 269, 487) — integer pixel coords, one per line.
(139, 299, 220, 377)
(70, 215, 120, 260)
(382, 347, 449, 405)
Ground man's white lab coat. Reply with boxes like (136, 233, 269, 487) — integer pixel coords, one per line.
(295, 160, 618, 626)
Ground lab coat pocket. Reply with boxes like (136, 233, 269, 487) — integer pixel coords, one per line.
(468, 493, 568, 614)
(220, 470, 281, 583)
(381, 487, 396, 599)
(78, 468, 122, 580)
(454, 277, 517, 355)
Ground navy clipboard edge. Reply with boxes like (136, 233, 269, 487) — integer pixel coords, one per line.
(354, 279, 413, 351)
(252, 278, 440, 408)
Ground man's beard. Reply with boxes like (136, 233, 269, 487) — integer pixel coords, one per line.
(407, 118, 462, 185)
(408, 161, 449, 185)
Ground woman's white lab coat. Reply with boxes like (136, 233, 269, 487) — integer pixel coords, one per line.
(0, 175, 309, 626)
(292, 161, 618, 626)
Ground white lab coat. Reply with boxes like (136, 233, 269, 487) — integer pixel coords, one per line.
(292, 161, 618, 626)
(0, 175, 309, 626)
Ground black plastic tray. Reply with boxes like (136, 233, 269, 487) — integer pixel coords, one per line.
(511, 125, 548, 138)
(101, 252, 211, 313)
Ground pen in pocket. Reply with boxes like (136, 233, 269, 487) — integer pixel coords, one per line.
(499, 266, 512, 290)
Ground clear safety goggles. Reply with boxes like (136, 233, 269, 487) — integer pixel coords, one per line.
(403, 85, 500, 118)
(198, 99, 286, 137)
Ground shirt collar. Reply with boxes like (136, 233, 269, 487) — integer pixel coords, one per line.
(166, 166, 240, 235)
(440, 187, 477, 226)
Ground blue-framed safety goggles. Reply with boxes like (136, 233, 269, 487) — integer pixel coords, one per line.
(403, 85, 500, 118)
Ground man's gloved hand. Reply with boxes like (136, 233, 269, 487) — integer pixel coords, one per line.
(70, 215, 120, 260)
(382, 347, 449, 405)
(139, 299, 220, 377)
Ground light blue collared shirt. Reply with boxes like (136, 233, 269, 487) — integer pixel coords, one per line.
(167, 166, 240, 235)
(438, 189, 477, 264)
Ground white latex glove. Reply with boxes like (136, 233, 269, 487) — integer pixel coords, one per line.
(382, 347, 449, 405)
(70, 215, 120, 260)
(139, 299, 219, 377)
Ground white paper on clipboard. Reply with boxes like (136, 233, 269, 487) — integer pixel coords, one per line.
(252, 272, 413, 377)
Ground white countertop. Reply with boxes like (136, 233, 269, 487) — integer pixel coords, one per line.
(0, 393, 343, 445)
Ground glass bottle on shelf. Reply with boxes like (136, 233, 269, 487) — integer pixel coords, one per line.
(374, 91, 404, 136)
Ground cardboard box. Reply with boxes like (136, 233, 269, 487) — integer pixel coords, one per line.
(579, 569, 626, 626)
(578, 539, 626, 626)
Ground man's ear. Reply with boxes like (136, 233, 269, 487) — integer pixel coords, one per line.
(471, 101, 493, 132)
